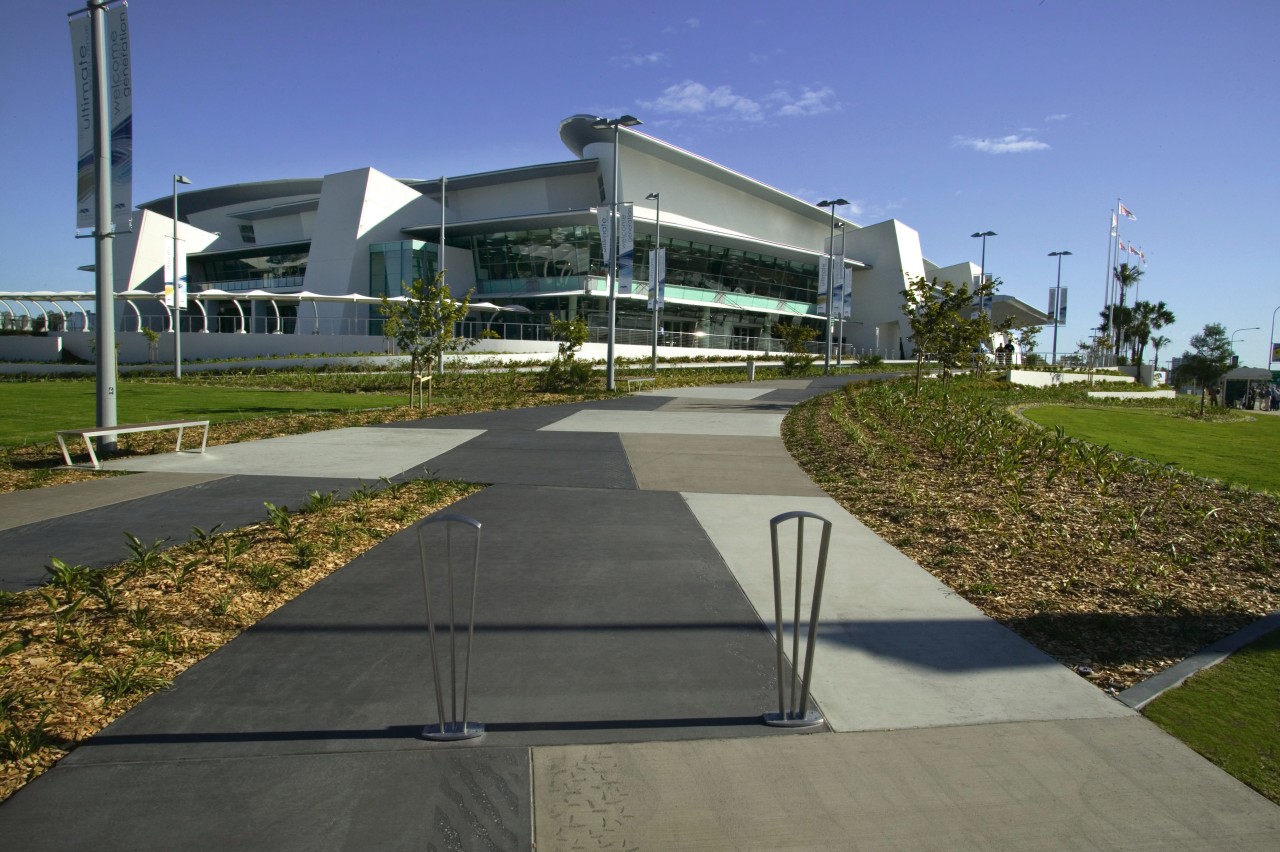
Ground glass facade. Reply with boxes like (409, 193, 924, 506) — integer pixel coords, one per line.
(447, 227, 820, 306)
(189, 248, 308, 291)
(369, 240, 438, 299)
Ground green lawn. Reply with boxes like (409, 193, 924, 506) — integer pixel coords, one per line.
(1143, 629, 1280, 805)
(0, 381, 404, 447)
(1022, 406, 1280, 492)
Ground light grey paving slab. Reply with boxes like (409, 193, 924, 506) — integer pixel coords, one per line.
(621, 434, 824, 496)
(635, 386, 777, 400)
(541, 409, 784, 437)
(0, 472, 226, 531)
(532, 718, 1280, 851)
(99, 426, 484, 479)
(683, 492, 1132, 731)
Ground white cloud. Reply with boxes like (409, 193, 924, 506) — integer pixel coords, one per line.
(953, 134, 1051, 154)
(686, 17, 700, 29)
(640, 81, 764, 122)
(771, 85, 838, 117)
(1045, 113, 1070, 122)
(619, 52, 665, 67)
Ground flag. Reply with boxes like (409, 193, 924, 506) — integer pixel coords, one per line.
(1139, 248, 1147, 264)
(1110, 212, 1117, 235)
(1117, 239, 1126, 252)
(1129, 244, 1140, 255)
(1119, 202, 1136, 220)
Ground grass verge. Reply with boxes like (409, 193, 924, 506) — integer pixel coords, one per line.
(1143, 629, 1280, 804)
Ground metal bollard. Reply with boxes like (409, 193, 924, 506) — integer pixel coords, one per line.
(416, 513, 485, 740)
(746, 357, 756, 382)
(763, 511, 832, 728)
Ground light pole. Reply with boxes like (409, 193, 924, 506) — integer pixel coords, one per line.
(172, 174, 192, 379)
(1048, 250, 1071, 366)
(971, 231, 996, 316)
(646, 191, 661, 372)
(835, 222, 847, 365)
(817, 199, 848, 375)
(592, 114, 642, 391)
(1267, 305, 1280, 370)
(1230, 327, 1260, 366)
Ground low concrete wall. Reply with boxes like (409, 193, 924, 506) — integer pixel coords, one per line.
(1087, 390, 1176, 399)
(0, 335, 62, 363)
(1006, 369, 1135, 388)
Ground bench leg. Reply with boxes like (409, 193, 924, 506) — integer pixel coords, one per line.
(83, 435, 101, 470)
(199, 424, 209, 454)
(176, 426, 185, 452)
(56, 434, 74, 467)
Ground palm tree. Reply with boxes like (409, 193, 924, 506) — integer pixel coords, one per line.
(1150, 334, 1170, 373)
(1108, 263, 1145, 357)
(1129, 300, 1176, 366)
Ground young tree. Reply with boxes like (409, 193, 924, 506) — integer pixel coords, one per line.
(900, 275, 995, 395)
(1149, 334, 1170, 371)
(543, 314, 593, 390)
(380, 272, 472, 406)
(1013, 323, 1042, 365)
(771, 321, 819, 375)
(1175, 322, 1233, 415)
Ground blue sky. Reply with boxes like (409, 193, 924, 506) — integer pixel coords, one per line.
(3, 0, 1278, 365)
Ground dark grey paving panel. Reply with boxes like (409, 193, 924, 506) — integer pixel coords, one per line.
(380, 394, 668, 432)
(65, 485, 805, 767)
(0, 475, 370, 591)
(0, 747, 530, 852)
(424, 430, 637, 489)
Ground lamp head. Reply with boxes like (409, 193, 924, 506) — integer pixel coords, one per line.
(646, 192, 659, 201)
(1048, 250, 1072, 257)
(971, 230, 996, 238)
(175, 175, 192, 185)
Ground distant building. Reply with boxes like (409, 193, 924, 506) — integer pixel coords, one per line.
(106, 115, 1046, 356)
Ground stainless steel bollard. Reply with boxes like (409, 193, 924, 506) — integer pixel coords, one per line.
(416, 513, 485, 740)
(763, 511, 832, 728)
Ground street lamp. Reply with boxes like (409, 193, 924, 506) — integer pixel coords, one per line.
(835, 222, 847, 365)
(1048, 250, 1072, 366)
(646, 191, 661, 372)
(592, 114, 642, 391)
(971, 231, 997, 316)
(172, 174, 192, 379)
(1267, 306, 1280, 369)
(817, 199, 849, 375)
(1230, 327, 1260, 366)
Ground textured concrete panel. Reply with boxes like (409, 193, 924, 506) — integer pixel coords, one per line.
(542, 409, 785, 437)
(376, 394, 668, 431)
(621, 434, 824, 496)
(100, 426, 483, 479)
(0, 472, 226, 531)
(424, 430, 636, 489)
(533, 719, 1280, 851)
(683, 492, 1131, 730)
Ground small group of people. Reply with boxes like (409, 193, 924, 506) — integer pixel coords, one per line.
(1242, 384, 1280, 411)
(994, 341, 1018, 366)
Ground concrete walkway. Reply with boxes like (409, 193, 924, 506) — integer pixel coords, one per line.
(0, 377, 1276, 850)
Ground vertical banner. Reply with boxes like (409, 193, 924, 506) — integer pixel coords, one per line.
(106, 2, 133, 230)
(647, 248, 667, 310)
(842, 267, 853, 318)
(69, 3, 132, 231)
(817, 258, 829, 316)
(165, 240, 188, 309)
(70, 14, 94, 230)
(597, 209, 612, 264)
(830, 263, 843, 319)
(1048, 288, 1068, 324)
(618, 204, 635, 295)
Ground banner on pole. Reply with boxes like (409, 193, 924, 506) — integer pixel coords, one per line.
(648, 248, 667, 310)
(106, 2, 132, 230)
(817, 258, 829, 316)
(1048, 287, 1068, 324)
(70, 3, 132, 231)
(618, 204, 634, 295)
(842, 267, 852, 318)
(164, 240, 188, 309)
(70, 14, 94, 230)
(597, 209, 612, 264)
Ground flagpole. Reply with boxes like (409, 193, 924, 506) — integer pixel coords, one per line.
(1102, 208, 1115, 360)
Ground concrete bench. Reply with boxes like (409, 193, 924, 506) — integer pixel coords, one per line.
(56, 419, 210, 470)
(622, 376, 656, 392)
